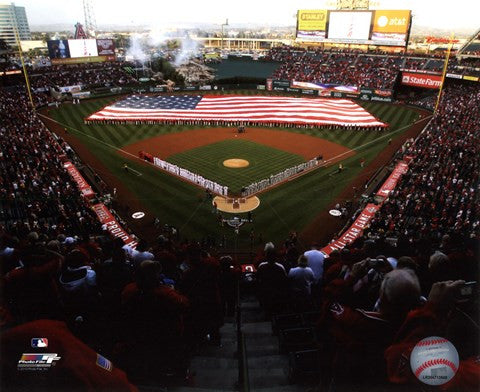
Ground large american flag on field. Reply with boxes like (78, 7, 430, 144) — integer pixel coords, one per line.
(86, 95, 386, 127)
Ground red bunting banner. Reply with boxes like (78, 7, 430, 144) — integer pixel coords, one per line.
(376, 161, 408, 198)
(321, 203, 380, 256)
(321, 159, 411, 256)
(63, 161, 95, 199)
(92, 203, 137, 248)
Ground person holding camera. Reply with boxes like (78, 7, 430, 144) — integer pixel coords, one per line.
(318, 264, 424, 390)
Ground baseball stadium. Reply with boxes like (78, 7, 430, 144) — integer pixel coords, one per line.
(1, 1, 479, 392)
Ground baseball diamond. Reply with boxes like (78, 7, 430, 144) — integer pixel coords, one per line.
(45, 94, 423, 244)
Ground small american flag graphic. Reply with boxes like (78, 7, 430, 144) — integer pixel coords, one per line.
(87, 95, 386, 128)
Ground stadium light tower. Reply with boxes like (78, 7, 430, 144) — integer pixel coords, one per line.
(83, 0, 97, 38)
(221, 19, 229, 50)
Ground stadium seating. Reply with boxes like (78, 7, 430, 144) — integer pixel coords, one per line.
(28, 62, 136, 91)
(266, 46, 480, 89)
(0, 88, 101, 235)
(266, 46, 445, 89)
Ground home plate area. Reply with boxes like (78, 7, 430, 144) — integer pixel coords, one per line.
(213, 196, 260, 213)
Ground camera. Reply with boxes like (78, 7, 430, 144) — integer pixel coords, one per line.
(458, 281, 477, 301)
(367, 258, 381, 268)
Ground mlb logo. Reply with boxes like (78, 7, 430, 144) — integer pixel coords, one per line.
(31, 338, 48, 348)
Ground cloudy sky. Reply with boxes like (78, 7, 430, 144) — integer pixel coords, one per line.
(17, 0, 479, 32)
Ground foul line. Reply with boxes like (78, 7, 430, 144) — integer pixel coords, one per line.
(38, 112, 143, 162)
(248, 114, 433, 197)
(127, 167, 142, 177)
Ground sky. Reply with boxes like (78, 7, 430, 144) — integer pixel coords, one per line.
(14, 0, 480, 32)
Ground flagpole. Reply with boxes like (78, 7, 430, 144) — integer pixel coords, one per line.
(13, 22, 35, 110)
(434, 33, 454, 114)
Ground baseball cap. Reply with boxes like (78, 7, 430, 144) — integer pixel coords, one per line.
(63, 237, 76, 245)
(264, 242, 275, 252)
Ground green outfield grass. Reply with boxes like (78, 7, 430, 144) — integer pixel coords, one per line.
(49, 92, 421, 249)
(168, 139, 304, 193)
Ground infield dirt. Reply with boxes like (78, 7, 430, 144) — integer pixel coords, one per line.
(123, 127, 353, 161)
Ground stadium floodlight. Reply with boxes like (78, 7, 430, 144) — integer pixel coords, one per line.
(221, 19, 229, 50)
(83, 0, 97, 38)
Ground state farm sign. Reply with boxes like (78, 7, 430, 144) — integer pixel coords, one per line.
(401, 72, 442, 89)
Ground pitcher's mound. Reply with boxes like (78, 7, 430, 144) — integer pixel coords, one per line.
(223, 158, 249, 168)
(214, 196, 260, 213)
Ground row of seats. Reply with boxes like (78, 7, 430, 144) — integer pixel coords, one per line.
(271, 312, 323, 383)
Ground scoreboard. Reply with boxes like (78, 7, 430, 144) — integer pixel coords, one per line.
(47, 39, 116, 64)
(296, 9, 411, 46)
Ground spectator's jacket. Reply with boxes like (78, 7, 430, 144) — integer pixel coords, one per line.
(288, 266, 315, 296)
(323, 263, 357, 304)
(1, 319, 138, 391)
(179, 258, 222, 307)
(59, 265, 96, 294)
(322, 301, 395, 384)
(121, 282, 189, 344)
(256, 261, 288, 300)
(3, 254, 61, 321)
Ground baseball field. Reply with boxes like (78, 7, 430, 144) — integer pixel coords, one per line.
(41, 91, 428, 250)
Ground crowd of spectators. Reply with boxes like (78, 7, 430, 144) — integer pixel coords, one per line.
(1, 224, 241, 389)
(0, 88, 100, 236)
(28, 62, 136, 90)
(406, 94, 437, 110)
(266, 46, 480, 89)
(368, 83, 480, 241)
(266, 46, 443, 89)
(448, 57, 480, 76)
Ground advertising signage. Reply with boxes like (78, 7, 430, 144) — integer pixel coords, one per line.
(296, 9, 411, 46)
(297, 10, 328, 41)
(372, 10, 410, 46)
(401, 72, 443, 89)
(96, 39, 115, 56)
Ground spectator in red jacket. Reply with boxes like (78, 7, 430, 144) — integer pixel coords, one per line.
(178, 245, 223, 346)
(3, 237, 63, 323)
(218, 255, 241, 318)
(120, 260, 189, 381)
(320, 268, 422, 390)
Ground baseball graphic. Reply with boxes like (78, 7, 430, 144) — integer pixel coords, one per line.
(410, 336, 459, 386)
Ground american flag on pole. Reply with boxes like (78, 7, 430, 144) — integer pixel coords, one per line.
(86, 95, 386, 127)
